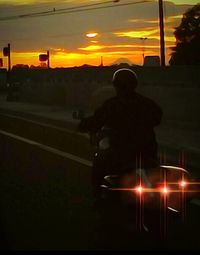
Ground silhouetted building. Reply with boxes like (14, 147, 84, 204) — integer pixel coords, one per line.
(144, 56, 160, 66)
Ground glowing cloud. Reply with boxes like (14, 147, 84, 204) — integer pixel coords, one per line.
(114, 29, 160, 39)
(79, 45, 104, 51)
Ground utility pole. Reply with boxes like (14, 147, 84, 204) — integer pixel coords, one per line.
(114, 0, 165, 66)
(159, 0, 165, 67)
(7, 43, 11, 86)
(8, 43, 11, 72)
(3, 43, 11, 85)
(47, 50, 50, 68)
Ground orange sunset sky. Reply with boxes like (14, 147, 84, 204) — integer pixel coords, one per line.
(0, 0, 199, 68)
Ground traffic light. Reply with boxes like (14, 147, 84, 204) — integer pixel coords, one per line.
(3, 46, 10, 57)
(39, 54, 49, 62)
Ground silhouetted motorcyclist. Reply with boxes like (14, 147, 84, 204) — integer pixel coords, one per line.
(78, 68, 162, 199)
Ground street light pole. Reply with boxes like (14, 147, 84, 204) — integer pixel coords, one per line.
(114, 0, 165, 66)
(158, 0, 165, 67)
(140, 37, 147, 65)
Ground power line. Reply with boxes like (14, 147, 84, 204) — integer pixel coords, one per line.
(0, 0, 113, 21)
(17, 0, 115, 19)
(0, 0, 151, 21)
(36, 1, 151, 18)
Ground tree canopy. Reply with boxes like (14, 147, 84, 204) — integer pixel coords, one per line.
(169, 3, 200, 65)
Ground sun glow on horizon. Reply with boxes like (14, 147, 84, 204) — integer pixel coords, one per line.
(114, 29, 159, 39)
(86, 33, 98, 38)
(4, 38, 175, 69)
(8, 50, 148, 68)
(1, 0, 196, 68)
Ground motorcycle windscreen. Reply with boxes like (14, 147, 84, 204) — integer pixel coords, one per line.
(118, 166, 191, 212)
(159, 166, 190, 212)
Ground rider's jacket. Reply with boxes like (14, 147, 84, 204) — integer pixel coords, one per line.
(78, 92, 162, 169)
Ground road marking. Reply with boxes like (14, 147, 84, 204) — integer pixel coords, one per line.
(0, 111, 88, 139)
(0, 129, 92, 168)
(190, 198, 200, 206)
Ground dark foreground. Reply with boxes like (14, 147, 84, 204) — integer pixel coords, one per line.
(1, 157, 200, 251)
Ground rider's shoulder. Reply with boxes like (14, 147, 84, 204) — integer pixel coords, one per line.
(135, 92, 160, 106)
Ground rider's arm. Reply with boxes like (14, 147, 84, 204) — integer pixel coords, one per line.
(78, 103, 107, 133)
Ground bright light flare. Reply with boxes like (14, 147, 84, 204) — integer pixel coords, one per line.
(135, 186, 143, 194)
(179, 180, 187, 188)
(161, 186, 169, 194)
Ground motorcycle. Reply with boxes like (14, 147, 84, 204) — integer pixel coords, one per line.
(90, 130, 197, 237)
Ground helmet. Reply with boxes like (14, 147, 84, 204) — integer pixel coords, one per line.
(112, 68, 138, 90)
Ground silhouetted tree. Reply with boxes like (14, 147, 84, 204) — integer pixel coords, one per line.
(169, 3, 200, 65)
